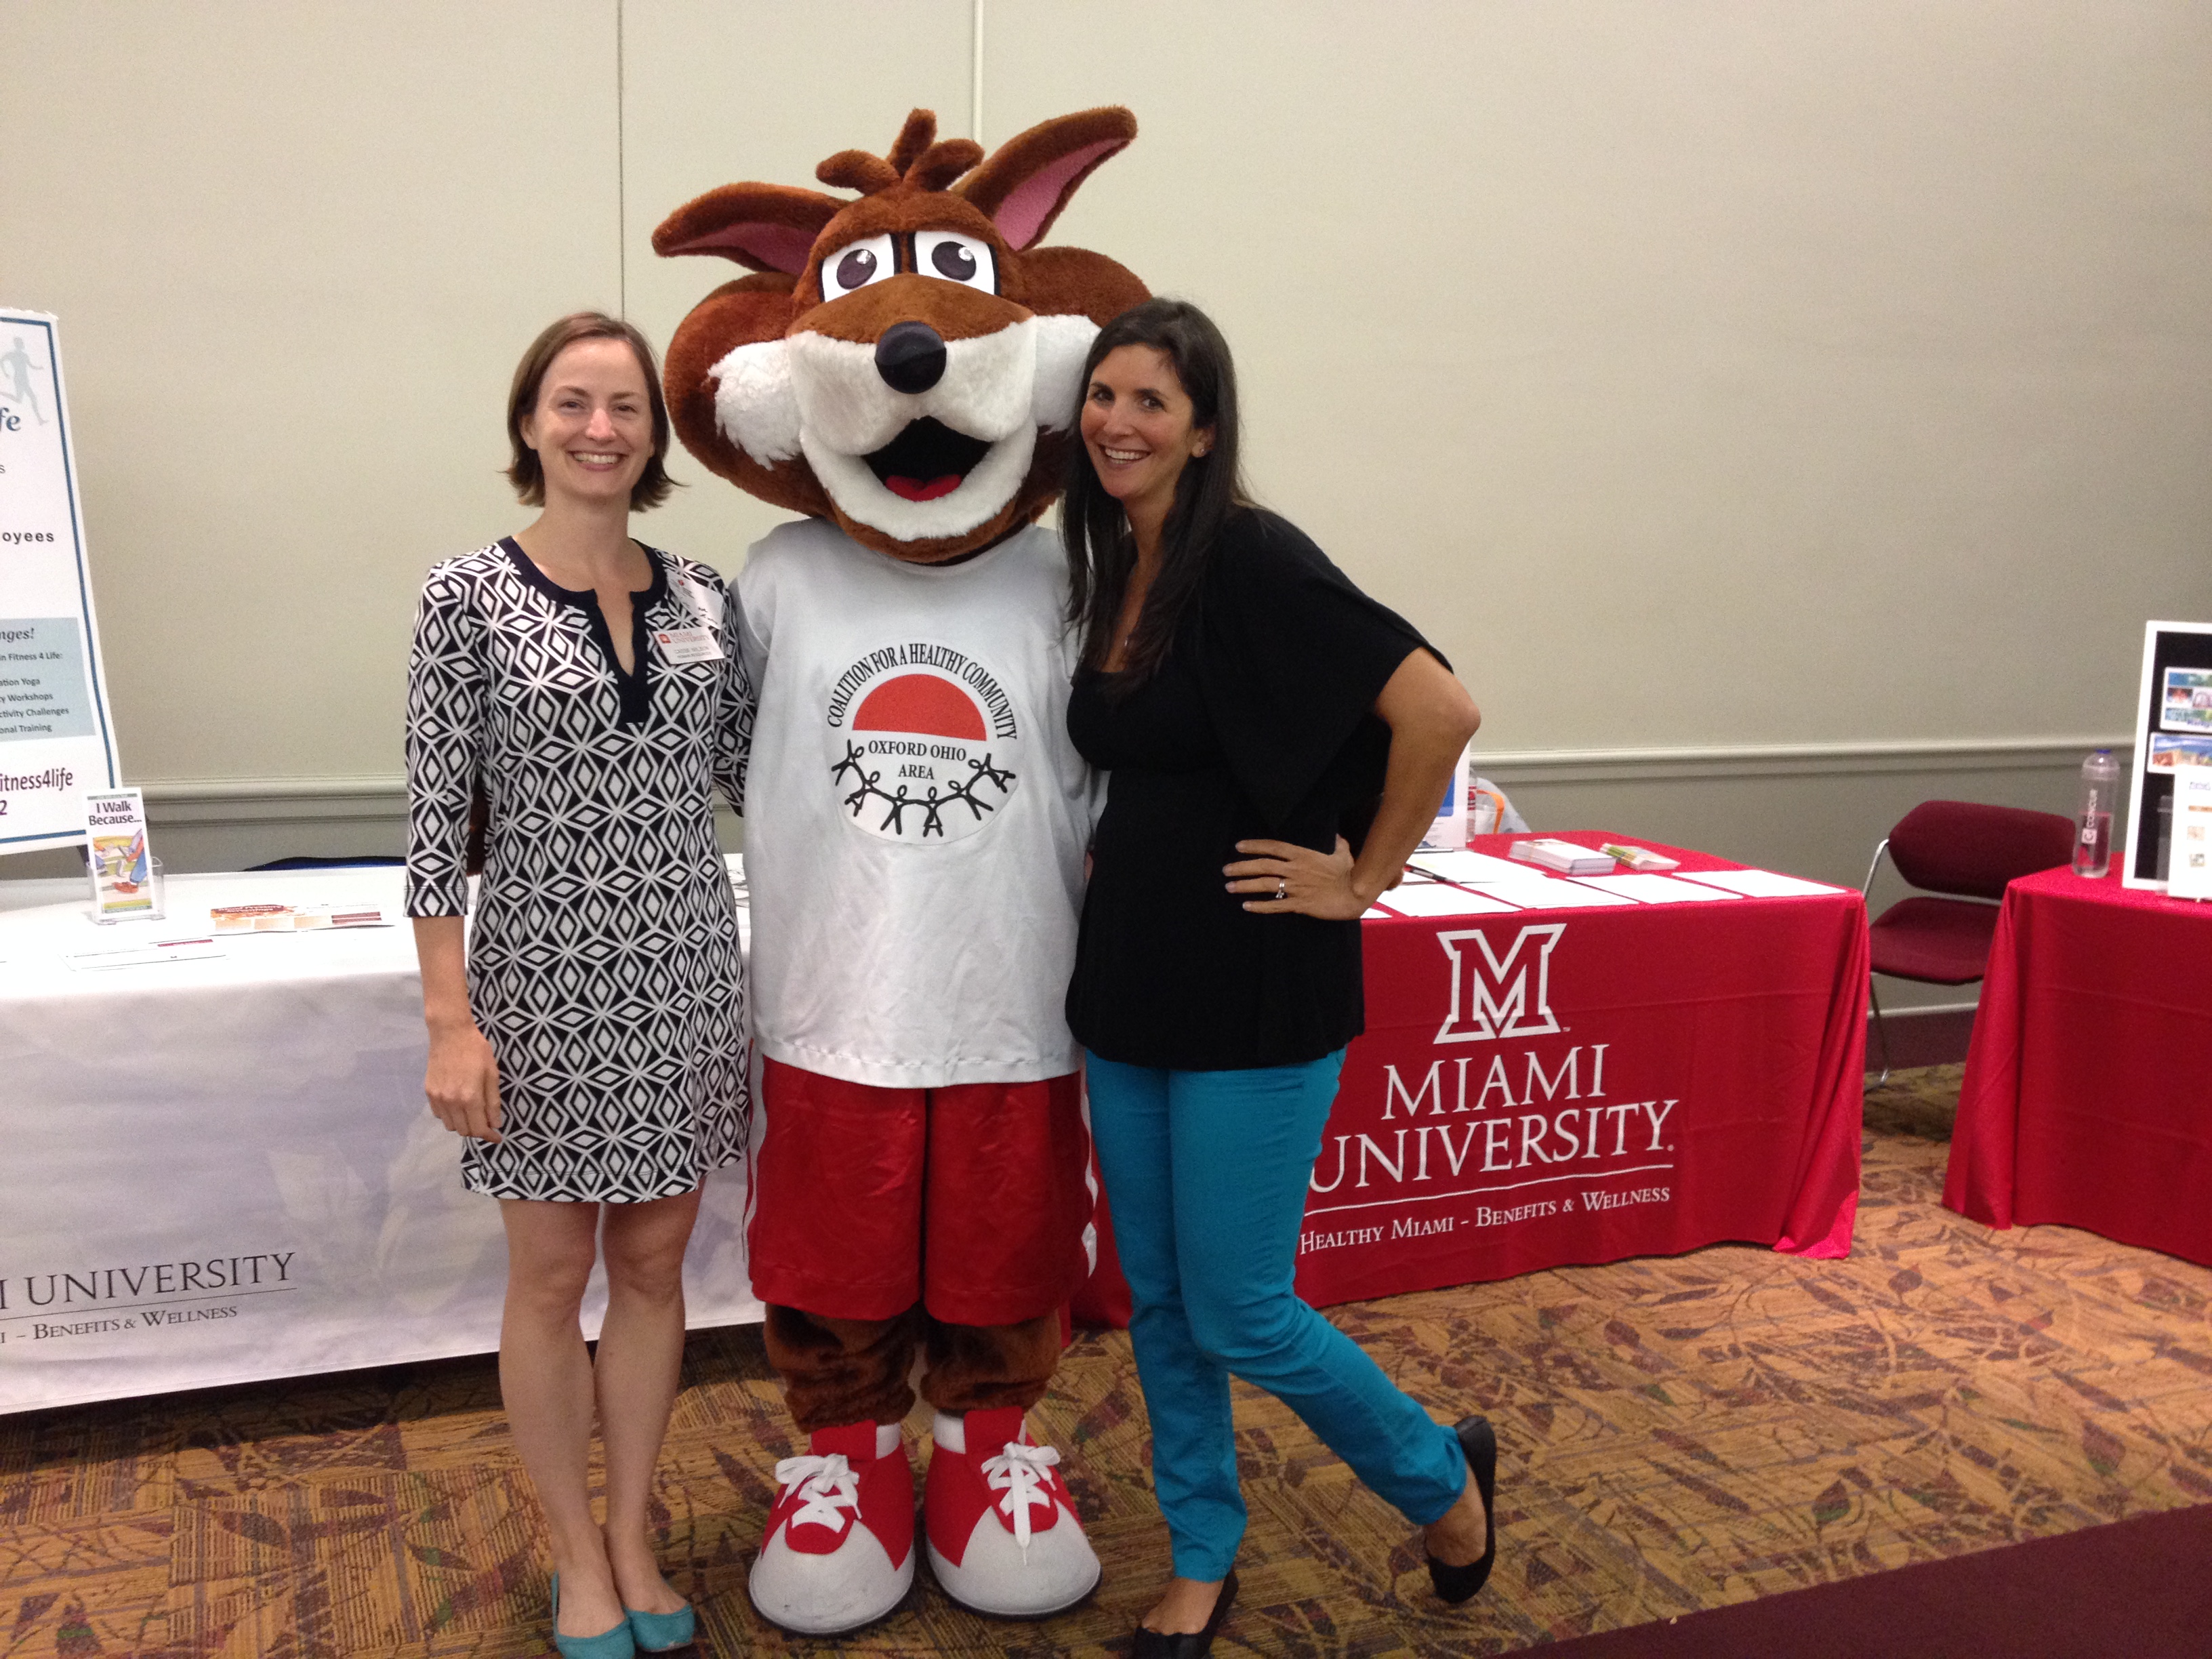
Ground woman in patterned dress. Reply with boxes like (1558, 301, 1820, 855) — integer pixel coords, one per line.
(405, 313, 752, 1658)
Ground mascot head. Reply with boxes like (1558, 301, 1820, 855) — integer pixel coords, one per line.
(654, 106, 1149, 563)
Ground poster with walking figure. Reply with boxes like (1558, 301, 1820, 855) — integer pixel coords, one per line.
(0, 309, 122, 853)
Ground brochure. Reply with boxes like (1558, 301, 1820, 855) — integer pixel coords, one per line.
(2170, 771, 2212, 901)
(83, 787, 155, 919)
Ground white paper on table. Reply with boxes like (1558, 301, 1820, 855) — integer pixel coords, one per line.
(66, 937, 228, 970)
(1406, 849, 1534, 884)
(1480, 876, 1641, 909)
(1361, 905, 1398, 921)
(1373, 883, 1524, 918)
(1569, 873, 1742, 903)
(1673, 868, 1847, 899)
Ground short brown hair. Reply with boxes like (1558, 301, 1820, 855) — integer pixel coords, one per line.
(505, 312, 679, 510)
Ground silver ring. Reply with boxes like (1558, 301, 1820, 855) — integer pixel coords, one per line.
(1275, 878, 1288, 900)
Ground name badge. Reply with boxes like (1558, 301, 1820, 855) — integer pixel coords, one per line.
(674, 573, 723, 626)
(653, 626, 724, 663)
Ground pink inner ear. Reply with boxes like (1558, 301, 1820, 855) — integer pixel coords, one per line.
(668, 221, 819, 275)
(991, 138, 1123, 249)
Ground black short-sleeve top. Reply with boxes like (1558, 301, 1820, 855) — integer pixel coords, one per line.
(1065, 508, 1433, 1071)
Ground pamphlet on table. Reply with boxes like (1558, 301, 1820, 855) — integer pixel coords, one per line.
(83, 787, 154, 919)
(2169, 771, 2212, 901)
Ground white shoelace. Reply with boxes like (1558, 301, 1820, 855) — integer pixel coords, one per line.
(773, 1452, 861, 1534)
(979, 1441, 1063, 1548)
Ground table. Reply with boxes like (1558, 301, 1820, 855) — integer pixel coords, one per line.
(0, 865, 760, 1414)
(1943, 865, 2212, 1265)
(1075, 832, 1869, 1321)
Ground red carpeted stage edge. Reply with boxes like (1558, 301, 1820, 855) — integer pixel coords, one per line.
(1545, 1502, 2212, 1658)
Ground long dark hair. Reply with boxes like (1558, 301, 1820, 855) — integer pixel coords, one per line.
(1063, 298, 1251, 683)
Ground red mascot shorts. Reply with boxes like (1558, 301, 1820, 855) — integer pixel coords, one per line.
(746, 1059, 1093, 1327)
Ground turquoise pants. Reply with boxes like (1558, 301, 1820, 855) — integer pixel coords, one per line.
(1086, 1049, 1469, 1580)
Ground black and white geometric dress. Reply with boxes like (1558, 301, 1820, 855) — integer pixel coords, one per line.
(405, 539, 753, 1202)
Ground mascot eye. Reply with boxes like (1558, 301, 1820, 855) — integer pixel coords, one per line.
(916, 230, 996, 294)
(821, 234, 897, 300)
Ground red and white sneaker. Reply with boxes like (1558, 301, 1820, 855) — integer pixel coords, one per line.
(923, 1408, 1101, 1618)
(747, 1421, 914, 1635)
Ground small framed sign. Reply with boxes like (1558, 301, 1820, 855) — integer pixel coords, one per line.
(2122, 620, 2212, 892)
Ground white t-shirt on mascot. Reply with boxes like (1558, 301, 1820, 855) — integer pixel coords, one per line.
(735, 517, 1098, 1089)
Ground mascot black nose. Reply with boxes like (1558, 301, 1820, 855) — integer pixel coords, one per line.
(875, 321, 947, 394)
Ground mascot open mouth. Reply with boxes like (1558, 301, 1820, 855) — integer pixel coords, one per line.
(865, 417, 994, 503)
(705, 310, 1100, 541)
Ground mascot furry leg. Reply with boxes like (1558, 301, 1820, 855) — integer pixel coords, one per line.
(654, 107, 1149, 1635)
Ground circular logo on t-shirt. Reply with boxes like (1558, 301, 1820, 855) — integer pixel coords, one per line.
(825, 641, 1021, 842)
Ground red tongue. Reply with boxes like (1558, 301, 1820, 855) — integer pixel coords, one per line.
(885, 474, 963, 502)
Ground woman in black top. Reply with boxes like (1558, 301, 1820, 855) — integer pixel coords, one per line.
(1063, 299, 1495, 1655)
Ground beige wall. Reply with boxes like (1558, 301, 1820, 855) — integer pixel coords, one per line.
(3, 2, 2207, 902)
(3, 0, 622, 783)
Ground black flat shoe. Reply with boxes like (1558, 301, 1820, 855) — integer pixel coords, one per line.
(1130, 1569, 1238, 1658)
(1427, 1415, 1498, 1604)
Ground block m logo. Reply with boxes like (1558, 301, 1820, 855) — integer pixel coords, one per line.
(1435, 922, 1565, 1044)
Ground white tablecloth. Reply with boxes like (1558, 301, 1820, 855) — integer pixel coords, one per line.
(0, 862, 760, 1414)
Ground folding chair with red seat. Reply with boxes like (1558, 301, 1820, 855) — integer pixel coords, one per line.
(1861, 800, 2076, 1080)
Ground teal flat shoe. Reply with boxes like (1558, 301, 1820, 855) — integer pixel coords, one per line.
(550, 1572, 638, 1659)
(626, 1601, 695, 1652)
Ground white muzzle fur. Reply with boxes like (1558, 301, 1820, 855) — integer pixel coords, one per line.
(710, 312, 1099, 541)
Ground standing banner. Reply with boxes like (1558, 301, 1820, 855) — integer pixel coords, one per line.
(0, 310, 121, 854)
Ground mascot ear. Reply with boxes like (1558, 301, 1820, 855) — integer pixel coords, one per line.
(956, 106, 1136, 251)
(652, 182, 844, 275)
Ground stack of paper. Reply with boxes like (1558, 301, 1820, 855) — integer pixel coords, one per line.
(1598, 842, 1680, 872)
(1509, 838, 1616, 876)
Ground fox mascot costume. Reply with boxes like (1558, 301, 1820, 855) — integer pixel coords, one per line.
(654, 106, 1147, 1634)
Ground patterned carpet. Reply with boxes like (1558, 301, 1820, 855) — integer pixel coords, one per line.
(6, 1065, 2212, 1657)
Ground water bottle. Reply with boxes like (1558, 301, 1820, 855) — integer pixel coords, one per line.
(2073, 749, 2118, 878)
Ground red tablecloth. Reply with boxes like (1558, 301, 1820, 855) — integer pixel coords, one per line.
(1943, 865, 2212, 1264)
(1076, 832, 1868, 1321)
